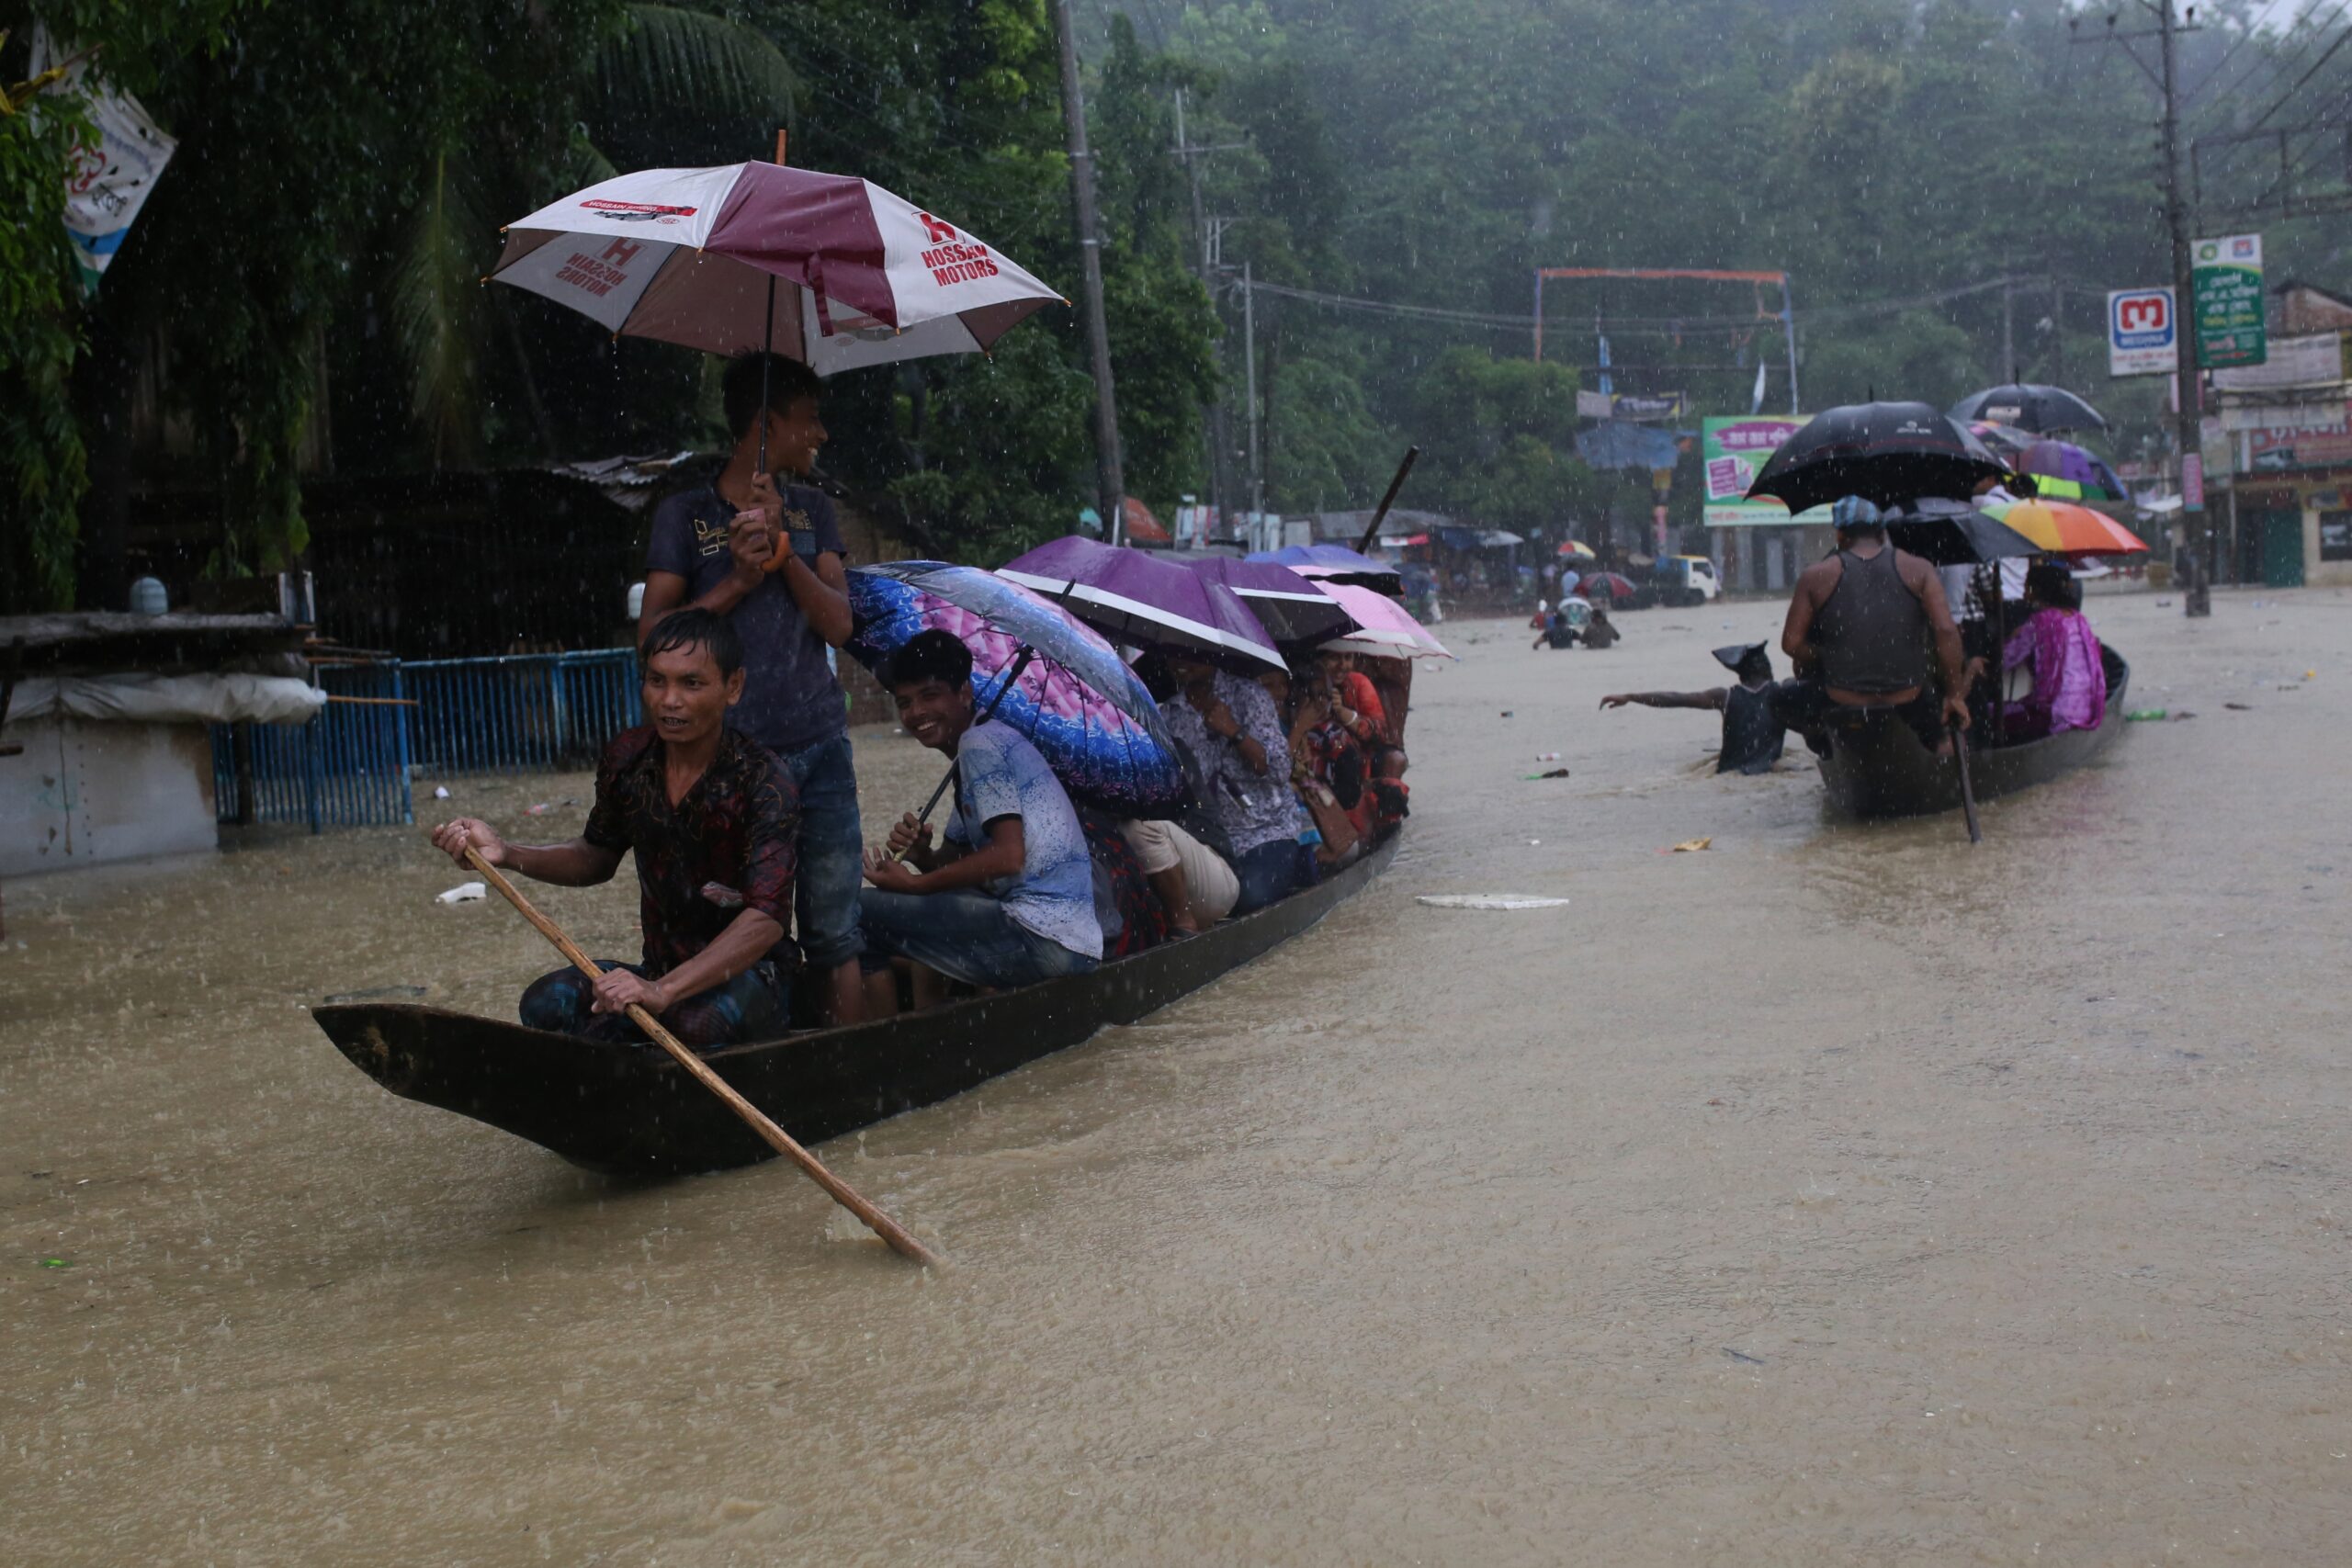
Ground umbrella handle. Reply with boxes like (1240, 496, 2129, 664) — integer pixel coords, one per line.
(902, 643, 1039, 853)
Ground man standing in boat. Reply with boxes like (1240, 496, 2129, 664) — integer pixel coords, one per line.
(427, 609, 799, 1049)
(637, 353, 865, 1025)
(1775, 497, 1972, 756)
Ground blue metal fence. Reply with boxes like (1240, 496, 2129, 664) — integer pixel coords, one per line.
(210, 649, 639, 831)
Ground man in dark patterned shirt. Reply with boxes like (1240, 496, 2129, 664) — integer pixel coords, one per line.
(428, 609, 801, 1049)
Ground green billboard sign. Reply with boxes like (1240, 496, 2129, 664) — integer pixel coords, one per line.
(1700, 416, 1832, 527)
(2192, 233, 2266, 369)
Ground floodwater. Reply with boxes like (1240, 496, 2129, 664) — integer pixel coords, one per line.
(4, 588, 2347, 1564)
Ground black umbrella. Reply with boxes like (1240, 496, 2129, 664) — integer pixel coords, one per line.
(1746, 401, 2010, 514)
(1947, 383, 2109, 434)
(1883, 498, 2044, 566)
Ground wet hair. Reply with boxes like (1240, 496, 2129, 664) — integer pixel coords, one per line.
(639, 607, 742, 676)
(1131, 649, 1178, 703)
(2026, 559, 2081, 610)
(721, 352, 823, 441)
(1735, 648, 1773, 683)
(883, 627, 974, 692)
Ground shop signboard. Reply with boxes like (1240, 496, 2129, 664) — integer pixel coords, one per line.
(2108, 288, 2177, 377)
(1701, 416, 1830, 527)
(2191, 233, 2267, 369)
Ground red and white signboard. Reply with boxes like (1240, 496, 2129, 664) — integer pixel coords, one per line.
(2109, 288, 2177, 378)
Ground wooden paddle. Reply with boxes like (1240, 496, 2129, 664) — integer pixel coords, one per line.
(461, 846, 939, 1266)
(1351, 446, 1421, 557)
(1950, 718, 1983, 844)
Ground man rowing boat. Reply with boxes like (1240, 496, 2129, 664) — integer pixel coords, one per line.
(427, 609, 800, 1049)
(1776, 496, 1971, 756)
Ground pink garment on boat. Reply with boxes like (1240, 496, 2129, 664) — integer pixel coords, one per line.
(2001, 608, 2106, 735)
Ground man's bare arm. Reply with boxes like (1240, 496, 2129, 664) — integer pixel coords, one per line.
(1600, 689, 1727, 711)
(429, 818, 623, 886)
(1903, 555, 1970, 701)
(1781, 565, 1830, 671)
(778, 548, 854, 649)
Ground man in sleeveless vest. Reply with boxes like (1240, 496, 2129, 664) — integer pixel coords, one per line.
(1775, 497, 1973, 756)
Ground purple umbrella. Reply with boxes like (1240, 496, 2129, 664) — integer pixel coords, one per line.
(1244, 543, 1403, 592)
(1181, 555, 1359, 647)
(2014, 438, 2127, 503)
(999, 536, 1285, 671)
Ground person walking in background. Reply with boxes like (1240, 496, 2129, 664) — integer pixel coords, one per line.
(637, 353, 866, 1025)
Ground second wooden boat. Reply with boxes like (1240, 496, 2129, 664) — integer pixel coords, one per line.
(1815, 648, 2129, 819)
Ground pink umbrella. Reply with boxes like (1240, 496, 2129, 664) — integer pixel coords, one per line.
(1317, 583, 1453, 660)
(491, 162, 1063, 377)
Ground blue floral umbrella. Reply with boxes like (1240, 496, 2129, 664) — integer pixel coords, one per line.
(844, 562, 1184, 813)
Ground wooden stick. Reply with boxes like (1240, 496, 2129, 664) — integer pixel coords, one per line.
(1352, 446, 1421, 556)
(325, 694, 421, 706)
(1951, 719, 1983, 844)
(462, 847, 939, 1266)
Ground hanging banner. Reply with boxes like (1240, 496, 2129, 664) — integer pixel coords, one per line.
(28, 28, 178, 294)
(1701, 416, 1831, 527)
(2191, 234, 2266, 370)
(1577, 389, 1686, 422)
(2108, 288, 2177, 377)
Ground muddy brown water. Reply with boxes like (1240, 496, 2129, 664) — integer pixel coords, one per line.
(4, 589, 2346, 1564)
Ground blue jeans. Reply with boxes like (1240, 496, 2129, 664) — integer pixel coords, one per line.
(858, 889, 1099, 989)
(778, 733, 865, 969)
(1230, 838, 1314, 916)
(518, 959, 785, 1050)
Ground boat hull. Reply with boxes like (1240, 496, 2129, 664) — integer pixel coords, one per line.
(1815, 649, 2129, 819)
(311, 837, 1397, 1176)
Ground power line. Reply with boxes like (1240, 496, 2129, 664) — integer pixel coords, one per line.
(2241, 15, 2352, 135)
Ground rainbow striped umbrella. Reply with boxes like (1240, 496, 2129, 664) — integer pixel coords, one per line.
(1979, 498, 2148, 557)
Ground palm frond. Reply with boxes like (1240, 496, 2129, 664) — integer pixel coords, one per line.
(603, 5, 797, 127)
(391, 149, 493, 468)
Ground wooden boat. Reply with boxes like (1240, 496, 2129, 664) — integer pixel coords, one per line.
(1814, 647, 2129, 819)
(311, 836, 1398, 1176)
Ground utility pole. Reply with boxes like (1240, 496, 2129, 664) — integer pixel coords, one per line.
(1174, 88, 1238, 543)
(2076, 0, 2208, 615)
(1050, 0, 1126, 546)
(2156, 0, 2210, 615)
(1241, 259, 1262, 542)
(2001, 280, 2016, 383)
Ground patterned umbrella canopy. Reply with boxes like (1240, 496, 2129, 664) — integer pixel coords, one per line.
(843, 562, 1183, 812)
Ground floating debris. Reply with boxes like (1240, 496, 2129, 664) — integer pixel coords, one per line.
(1416, 894, 1571, 911)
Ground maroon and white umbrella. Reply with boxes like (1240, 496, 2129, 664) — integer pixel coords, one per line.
(490, 163, 1064, 377)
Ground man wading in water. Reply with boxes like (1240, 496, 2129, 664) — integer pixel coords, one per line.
(1600, 641, 1788, 774)
(428, 610, 800, 1049)
(1775, 496, 1972, 756)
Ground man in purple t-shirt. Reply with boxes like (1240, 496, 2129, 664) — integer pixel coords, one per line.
(639, 354, 865, 1024)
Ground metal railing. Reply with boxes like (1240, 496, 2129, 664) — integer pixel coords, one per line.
(211, 649, 639, 831)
